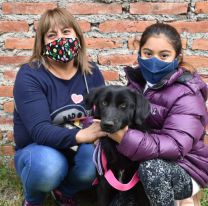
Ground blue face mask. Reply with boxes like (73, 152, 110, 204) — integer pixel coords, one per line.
(137, 55, 179, 84)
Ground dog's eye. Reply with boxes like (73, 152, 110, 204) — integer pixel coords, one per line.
(119, 103, 127, 109)
(102, 101, 108, 106)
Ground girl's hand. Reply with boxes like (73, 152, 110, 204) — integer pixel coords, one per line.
(107, 126, 128, 143)
(75, 121, 106, 144)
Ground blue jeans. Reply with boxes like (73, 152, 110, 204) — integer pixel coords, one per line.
(14, 143, 96, 205)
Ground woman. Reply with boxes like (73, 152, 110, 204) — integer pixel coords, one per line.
(13, 8, 106, 206)
(107, 23, 208, 206)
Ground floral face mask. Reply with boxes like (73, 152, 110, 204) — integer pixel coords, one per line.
(44, 37, 80, 63)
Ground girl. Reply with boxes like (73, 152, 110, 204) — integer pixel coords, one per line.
(13, 8, 106, 206)
(108, 23, 208, 206)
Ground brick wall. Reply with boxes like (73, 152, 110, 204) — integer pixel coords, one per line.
(0, 0, 208, 161)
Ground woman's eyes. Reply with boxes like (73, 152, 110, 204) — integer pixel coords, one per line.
(63, 29, 71, 34)
(46, 29, 71, 38)
(47, 34, 55, 38)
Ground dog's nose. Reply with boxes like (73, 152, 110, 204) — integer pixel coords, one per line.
(101, 120, 114, 132)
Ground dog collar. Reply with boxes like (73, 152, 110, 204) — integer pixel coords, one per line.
(93, 142, 140, 191)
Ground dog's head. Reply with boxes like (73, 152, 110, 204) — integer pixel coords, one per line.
(85, 85, 150, 133)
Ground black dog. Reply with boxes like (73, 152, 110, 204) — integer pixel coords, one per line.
(85, 85, 151, 206)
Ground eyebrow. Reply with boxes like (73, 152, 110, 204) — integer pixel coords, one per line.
(47, 27, 71, 33)
(160, 50, 171, 53)
(142, 48, 171, 53)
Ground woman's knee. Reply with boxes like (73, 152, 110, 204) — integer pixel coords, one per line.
(75, 161, 96, 185)
(73, 144, 96, 184)
(15, 144, 68, 192)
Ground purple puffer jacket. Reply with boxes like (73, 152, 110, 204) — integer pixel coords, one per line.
(117, 67, 208, 187)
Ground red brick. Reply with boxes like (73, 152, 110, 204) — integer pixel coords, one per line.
(128, 37, 140, 50)
(67, 3, 122, 14)
(5, 38, 35, 50)
(34, 20, 91, 32)
(0, 132, 3, 140)
(86, 38, 123, 49)
(0, 21, 28, 32)
(4, 70, 17, 81)
(130, 2, 188, 15)
(0, 117, 13, 125)
(195, 2, 208, 14)
(0, 86, 13, 97)
(169, 21, 208, 33)
(0, 146, 14, 156)
(183, 55, 208, 68)
(192, 39, 208, 51)
(98, 54, 137, 66)
(128, 37, 187, 50)
(101, 71, 119, 81)
(99, 20, 155, 33)
(182, 39, 187, 49)
(204, 135, 208, 145)
(3, 101, 14, 113)
(3, 2, 57, 14)
(7, 131, 14, 142)
(0, 56, 29, 65)
(78, 20, 91, 32)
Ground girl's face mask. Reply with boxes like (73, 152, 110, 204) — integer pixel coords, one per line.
(44, 37, 80, 63)
(137, 55, 179, 84)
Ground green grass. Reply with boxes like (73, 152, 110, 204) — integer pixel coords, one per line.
(0, 163, 208, 206)
(201, 188, 208, 206)
(0, 163, 96, 206)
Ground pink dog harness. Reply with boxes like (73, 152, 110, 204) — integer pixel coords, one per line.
(93, 142, 140, 191)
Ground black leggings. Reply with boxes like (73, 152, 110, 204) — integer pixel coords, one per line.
(138, 159, 192, 206)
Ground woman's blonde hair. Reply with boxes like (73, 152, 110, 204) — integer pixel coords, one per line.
(29, 7, 91, 73)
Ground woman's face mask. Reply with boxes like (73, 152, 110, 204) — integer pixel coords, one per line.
(44, 37, 80, 63)
(137, 55, 179, 84)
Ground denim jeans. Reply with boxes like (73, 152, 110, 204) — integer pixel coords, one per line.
(14, 143, 96, 205)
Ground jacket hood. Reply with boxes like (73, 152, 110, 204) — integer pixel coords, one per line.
(184, 72, 208, 101)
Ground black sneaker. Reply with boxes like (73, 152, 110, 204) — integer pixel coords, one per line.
(22, 199, 42, 206)
(51, 190, 78, 206)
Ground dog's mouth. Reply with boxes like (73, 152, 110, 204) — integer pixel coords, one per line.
(100, 120, 121, 133)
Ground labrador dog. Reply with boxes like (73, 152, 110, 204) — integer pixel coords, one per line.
(85, 85, 151, 206)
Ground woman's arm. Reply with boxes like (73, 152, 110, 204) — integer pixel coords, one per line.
(14, 65, 105, 149)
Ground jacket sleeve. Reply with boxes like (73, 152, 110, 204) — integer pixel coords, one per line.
(14, 66, 79, 149)
(116, 93, 207, 162)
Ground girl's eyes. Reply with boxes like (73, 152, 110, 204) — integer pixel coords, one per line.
(144, 51, 152, 57)
(160, 53, 169, 60)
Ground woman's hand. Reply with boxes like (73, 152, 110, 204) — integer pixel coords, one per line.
(75, 120, 107, 144)
(107, 126, 128, 144)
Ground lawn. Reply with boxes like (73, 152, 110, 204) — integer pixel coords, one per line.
(0, 162, 96, 206)
(0, 163, 208, 206)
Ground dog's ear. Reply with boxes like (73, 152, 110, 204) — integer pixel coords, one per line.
(84, 86, 105, 110)
(134, 92, 150, 126)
